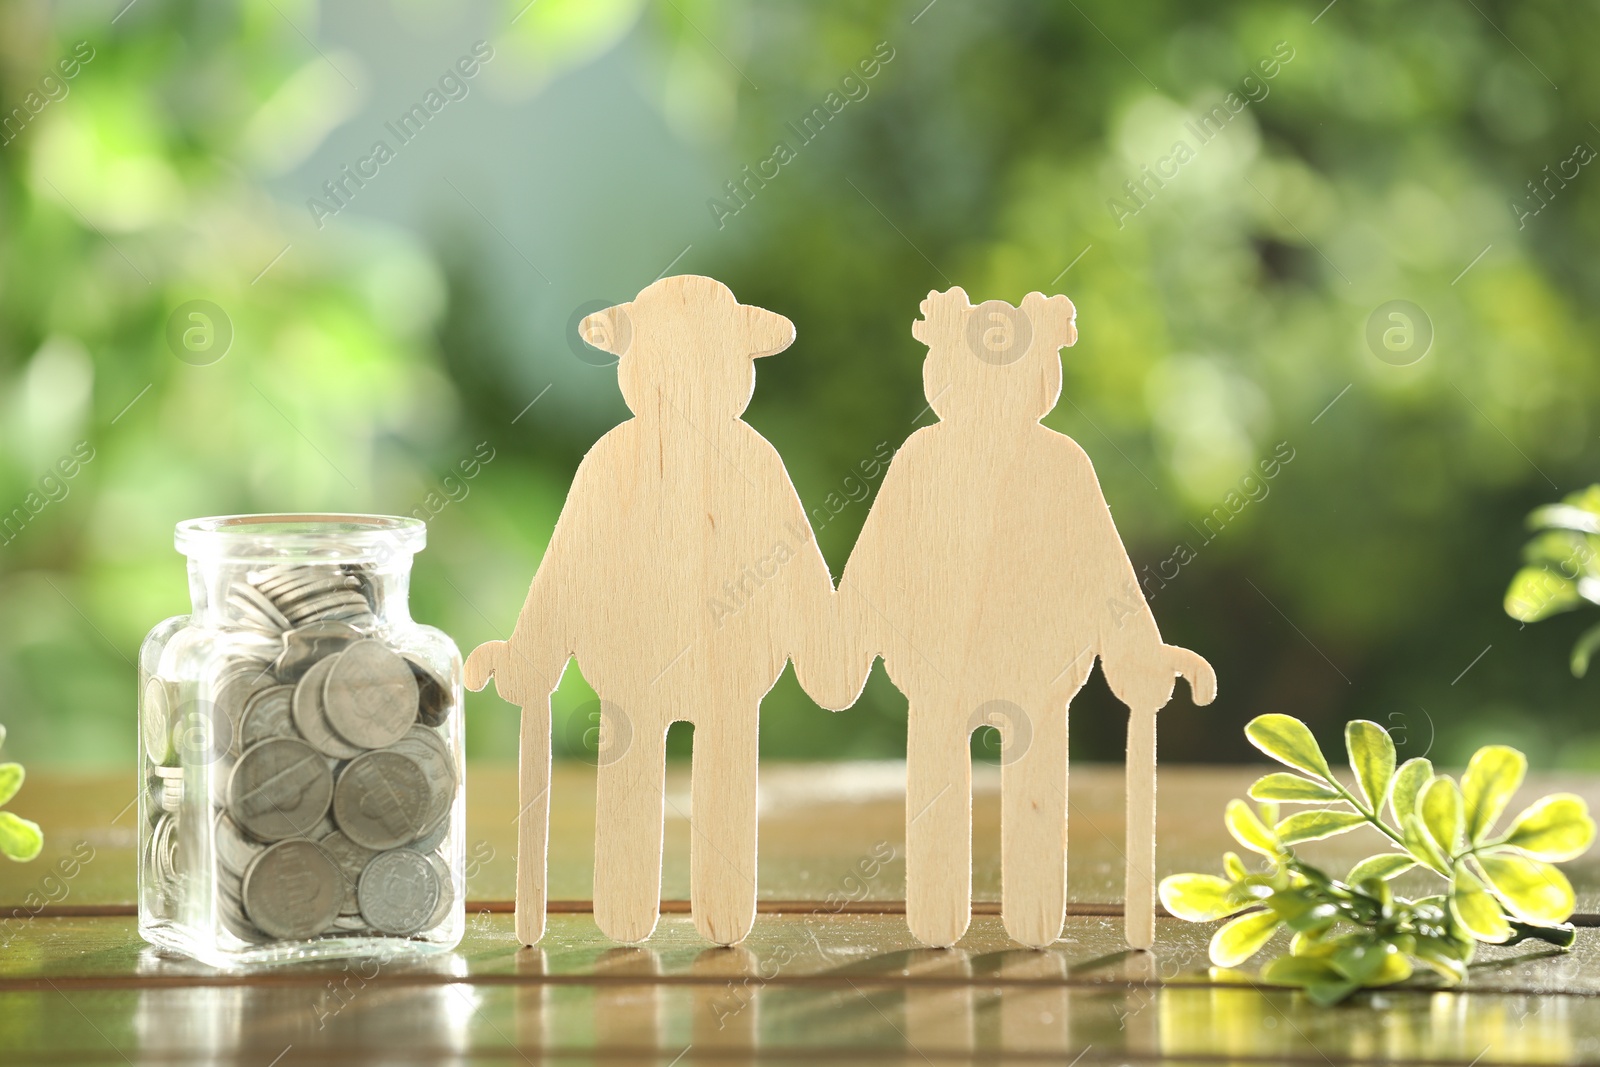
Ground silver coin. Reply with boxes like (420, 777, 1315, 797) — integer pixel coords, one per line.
(330, 913, 369, 933)
(332, 750, 430, 850)
(285, 592, 371, 626)
(386, 728, 455, 843)
(152, 764, 185, 779)
(292, 654, 364, 760)
(357, 848, 439, 936)
(231, 582, 292, 630)
(324, 640, 418, 749)
(274, 620, 362, 681)
(241, 838, 341, 940)
(273, 578, 362, 615)
(418, 850, 454, 932)
(226, 590, 283, 631)
(214, 810, 263, 876)
(405, 657, 453, 729)
(227, 738, 333, 842)
(238, 685, 296, 749)
(259, 569, 352, 601)
(214, 668, 275, 752)
(209, 753, 236, 809)
(142, 677, 174, 765)
(161, 777, 183, 813)
(317, 830, 377, 915)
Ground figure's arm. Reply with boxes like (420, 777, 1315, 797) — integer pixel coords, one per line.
(1068, 445, 1216, 710)
(466, 450, 603, 703)
(760, 448, 872, 711)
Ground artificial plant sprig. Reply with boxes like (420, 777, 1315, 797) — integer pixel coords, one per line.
(0, 724, 42, 862)
(1159, 714, 1595, 1005)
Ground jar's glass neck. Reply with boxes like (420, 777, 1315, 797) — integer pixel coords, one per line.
(185, 556, 416, 629)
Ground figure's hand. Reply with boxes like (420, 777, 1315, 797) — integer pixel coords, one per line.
(792, 593, 874, 711)
(1103, 643, 1216, 711)
(1167, 645, 1217, 706)
(465, 640, 506, 693)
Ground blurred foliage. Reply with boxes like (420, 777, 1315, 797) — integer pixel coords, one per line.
(1, 0, 1599, 769)
(1504, 485, 1600, 674)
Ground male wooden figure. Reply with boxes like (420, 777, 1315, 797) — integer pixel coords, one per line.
(466, 275, 842, 947)
(829, 287, 1216, 950)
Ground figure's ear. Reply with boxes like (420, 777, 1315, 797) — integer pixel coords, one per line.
(1023, 291, 1078, 349)
(743, 304, 795, 357)
(913, 286, 970, 344)
(580, 302, 634, 357)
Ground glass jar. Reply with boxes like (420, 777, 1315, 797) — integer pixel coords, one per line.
(138, 514, 464, 967)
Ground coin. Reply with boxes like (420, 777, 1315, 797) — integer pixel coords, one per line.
(275, 620, 361, 680)
(230, 582, 291, 630)
(238, 685, 295, 749)
(386, 727, 455, 843)
(227, 738, 333, 841)
(324, 640, 418, 749)
(242, 839, 342, 940)
(143, 677, 174, 765)
(419, 850, 453, 932)
(333, 750, 431, 850)
(357, 848, 439, 936)
(406, 656, 453, 729)
(317, 830, 377, 915)
(292, 654, 364, 760)
(214, 810, 262, 876)
(213, 668, 274, 752)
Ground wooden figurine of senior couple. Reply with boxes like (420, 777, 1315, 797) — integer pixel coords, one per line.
(465, 274, 1215, 951)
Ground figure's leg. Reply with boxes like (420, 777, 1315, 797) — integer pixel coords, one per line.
(1001, 695, 1067, 948)
(514, 696, 553, 946)
(1125, 702, 1159, 950)
(689, 709, 759, 945)
(906, 695, 972, 947)
(594, 702, 668, 943)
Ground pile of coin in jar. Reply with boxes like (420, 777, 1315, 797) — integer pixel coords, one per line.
(144, 562, 457, 944)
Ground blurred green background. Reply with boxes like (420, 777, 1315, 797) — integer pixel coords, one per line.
(0, 0, 1596, 771)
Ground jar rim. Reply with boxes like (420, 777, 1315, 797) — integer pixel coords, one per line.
(174, 513, 426, 563)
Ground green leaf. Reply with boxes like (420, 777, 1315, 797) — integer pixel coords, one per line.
(1571, 622, 1600, 678)
(1347, 854, 1416, 884)
(1275, 810, 1368, 845)
(1529, 496, 1600, 534)
(1461, 746, 1526, 844)
(1410, 935, 1470, 984)
(1478, 854, 1576, 923)
(0, 763, 22, 808)
(1262, 954, 1361, 1004)
(1224, 799, 1280, 858)
(1501, 794, 1597, 862)
(1245, 714, 1333, 780)
(1158, 873, 1250, 922)
(1249, 773, 1341, 803)
(1390, 757, 1434, 828)
(1329, 938, 1412, 986)
(1345, 720, 1396, 813)
(1209, 909, 1282, 968)
(1450, 864, 1512, 943)
(1420, 776, 1464, 857)
(1504, 566, 1581, 622)
(1223, 852, 1249, 881)
(1402, 814, 1451, 876)
(1267, 892, 1339, 937)
(0, 811, 42, 862)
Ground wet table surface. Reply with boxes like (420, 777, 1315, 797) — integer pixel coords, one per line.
(4, 762, 1600, 1065)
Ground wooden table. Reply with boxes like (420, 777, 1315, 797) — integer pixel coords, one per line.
(4, 763, 1599, 1064)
